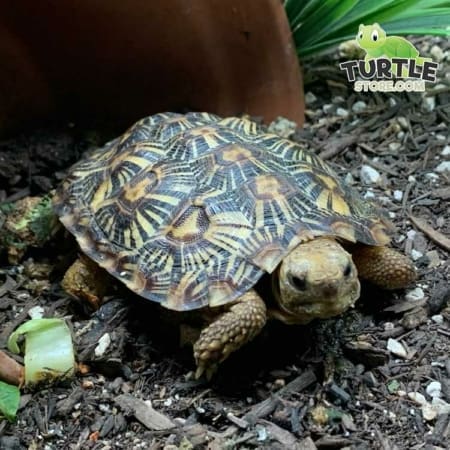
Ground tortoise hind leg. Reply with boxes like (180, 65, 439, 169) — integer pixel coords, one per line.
(61, 255, 109, 309)
(352, 245, 417, 290)
(194, 290, 267, 380)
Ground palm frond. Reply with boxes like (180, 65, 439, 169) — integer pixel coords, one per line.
(284, 0, 450, 57)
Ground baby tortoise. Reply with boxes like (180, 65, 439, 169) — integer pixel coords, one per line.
(52, 112, 416, 378)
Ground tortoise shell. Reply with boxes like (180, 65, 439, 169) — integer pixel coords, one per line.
(53, 112, 392, 311)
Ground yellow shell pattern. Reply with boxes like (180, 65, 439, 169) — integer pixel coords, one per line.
(53, 113, 392, 311)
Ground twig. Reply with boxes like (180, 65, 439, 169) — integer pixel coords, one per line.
(318, 135, 359, 160)
(409, 214, 450, 252)
(0, 350, 24, 386)
(243, 369, 316, 423)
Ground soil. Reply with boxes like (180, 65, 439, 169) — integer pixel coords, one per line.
(0, 37, 449, 449)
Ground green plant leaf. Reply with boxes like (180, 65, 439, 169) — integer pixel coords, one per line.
(7, 318, 75, 385)
(285, 0, 450, 57)
(7, 318, 63, 354)
(0, 381, 20, 422)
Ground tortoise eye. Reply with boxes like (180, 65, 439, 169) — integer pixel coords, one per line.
(343, 263, 353, 277)
(372, 30, 378, 41)
(289, 275, 307, 291)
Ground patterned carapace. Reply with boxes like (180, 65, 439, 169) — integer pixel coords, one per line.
(53, 113, 391, 311)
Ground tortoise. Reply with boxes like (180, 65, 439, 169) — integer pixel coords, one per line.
(53, 112, 416, 378)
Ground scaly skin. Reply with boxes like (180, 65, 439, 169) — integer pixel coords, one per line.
(352, 244, 417, 290)
(191, 237, 416, 378)
(62, 237, 416, 378)
(193, 290, 267, 380)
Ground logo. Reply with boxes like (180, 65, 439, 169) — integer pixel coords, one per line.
(340, 23, 439, 92)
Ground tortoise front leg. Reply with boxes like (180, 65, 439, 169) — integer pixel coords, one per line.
(352, 245, 417, 290)
(194, 290, 267, 379)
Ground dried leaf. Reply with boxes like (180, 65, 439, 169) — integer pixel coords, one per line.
(115, 394, 174, 430)
(409, 215, 450, 252)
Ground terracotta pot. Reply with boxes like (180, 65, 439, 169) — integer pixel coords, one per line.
(0, 1, 304, 134)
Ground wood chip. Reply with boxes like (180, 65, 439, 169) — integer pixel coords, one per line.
(114, 394, 175, 430)
(257, 419, 300, 448)
(243, 370, 316, 423)
(226, 412, 248, 429)
(297, 436, 317, 450)
(432, 186, 450, 200)
(0, 276, 17, 298)
(318, 135, 358, 160)
(409, 214, 450, 251)
(383, 298, 427, 313)
(314, 435, 353, 447)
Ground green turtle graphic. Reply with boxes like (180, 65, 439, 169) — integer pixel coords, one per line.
(356, 23, 431, 75)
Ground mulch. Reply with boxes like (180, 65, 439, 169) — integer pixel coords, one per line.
(0, 36, 449, 449)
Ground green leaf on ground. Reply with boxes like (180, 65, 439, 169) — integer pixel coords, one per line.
(0, 381, 20, 422)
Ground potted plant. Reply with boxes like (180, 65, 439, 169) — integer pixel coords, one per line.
(0, 0, 448, 134)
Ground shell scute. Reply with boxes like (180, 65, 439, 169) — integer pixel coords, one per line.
(54, 113, 392, 310)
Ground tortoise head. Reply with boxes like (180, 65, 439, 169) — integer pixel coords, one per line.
(274, 237, 360, 323)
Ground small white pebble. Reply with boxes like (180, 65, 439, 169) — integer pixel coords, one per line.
(344, 173, 354, 185)
(397, 117, 409, 130)
(426, 250, 441, 268)
(164, 397, 173, 407)
(94, 333, 111, 357)
(364, 190, 376, 199)
(397, 131, 405, 140)
(389, 142, 401, 152)
(305, 92, 317, 105)
(435, 161, 450, 173)
(388, 211, 396, 219)
(430, 45, 445, 62)
(405, 287, 425, 302)
(333, 95, 345, 104)
(436, 134, 446, 141)
(388, 97, 397, 107)
(431, 361, 445, 367)
(397, 390, 407, 397)
(360, 165, 381, 184)
(422, 403, 438, 421)
(256, 425, 268, 441)
(411, 249, 423, 260)
(406, 230, 417, 240)
(426, 381, 442, 398)
(352, 101, 367, 113)
(387, 338, 407, 358)
(408, 392, 427, 406)
(431, 397, 450, 415)
(384, 322, 395, 331)
(431, 314, 444, 324)
(422, 96, 436, 112)
(393, 190, 403, 201)
(28, 305, 45, 319)
(99, 404, 110, 413)
(425, 172, 439, 180)
(441, 145, 450, 156)
(323, 104, 334, 114)
(267, 117, 297, 138)
(408, 175, 416, 183)
(336, 107, 349, 118)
